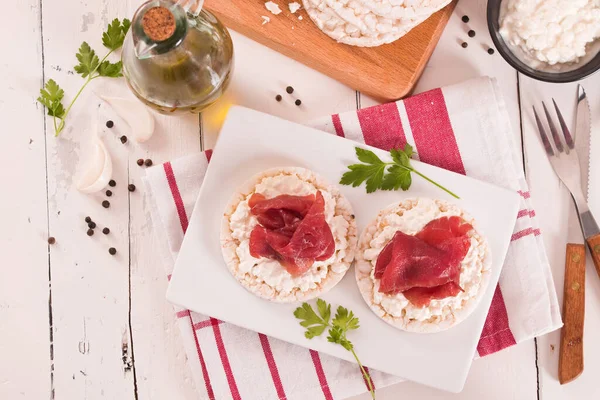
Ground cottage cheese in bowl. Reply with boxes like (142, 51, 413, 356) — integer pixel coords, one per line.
(499, 0, 600, 72)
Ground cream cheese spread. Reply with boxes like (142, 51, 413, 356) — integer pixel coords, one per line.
(499, 0, 600, 72)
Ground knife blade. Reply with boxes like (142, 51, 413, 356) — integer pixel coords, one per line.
(575, 85, 591, 201)
(573, 86, 600, 276)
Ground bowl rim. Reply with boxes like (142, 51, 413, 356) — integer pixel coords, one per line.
(486, 0, 600, 83)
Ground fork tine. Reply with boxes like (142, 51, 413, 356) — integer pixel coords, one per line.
(552, 99, 575, 150)
(533, 106, 555, 156)
(542, 101, 564, 153)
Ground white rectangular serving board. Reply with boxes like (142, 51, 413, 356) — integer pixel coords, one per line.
(167, 106, 521, 393)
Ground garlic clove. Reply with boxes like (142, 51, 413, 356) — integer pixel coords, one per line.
(100, 95, 155, 142)
(76, 136, 113, 194)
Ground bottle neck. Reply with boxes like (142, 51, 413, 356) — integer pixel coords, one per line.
(132, 0, 188, 60)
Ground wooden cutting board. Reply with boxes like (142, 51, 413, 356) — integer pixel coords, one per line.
(204, 1, 456, 101)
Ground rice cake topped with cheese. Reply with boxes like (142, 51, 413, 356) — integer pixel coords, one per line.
(355, 198, 491, 333)
(303, 0, 452, 47)
(221, 167, 357, 303)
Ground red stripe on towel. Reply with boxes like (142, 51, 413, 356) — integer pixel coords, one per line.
(403, 88, 466, 175)
(357, 102, 406, 150)
(164, 162, 189, 232)
(193, 319, 224, 331)
(477, 286, 517, 356)
(310, 350, 334, 400)
(517, 209, 536, 219)
(165, 163, 215, 399)
(518, 190, 530, 199)
(332, 114, 345, 137)
(403, 88, 515, 355)
(259, 334, 288, 400)
(362, 366, 375, 392)
(211, 322, 241, 400)
(511, 228, 535, 241)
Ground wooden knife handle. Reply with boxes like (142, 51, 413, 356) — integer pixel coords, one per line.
(586, 234, 600, 279)
(559, 243, 586, 385)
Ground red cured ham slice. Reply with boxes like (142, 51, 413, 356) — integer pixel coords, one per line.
(376, 231, 460, 294)
(249, 193, 315, 234)
(375, 216, 474, 306)
(248, 191, 335, 276)
(402, 282, 464, 307)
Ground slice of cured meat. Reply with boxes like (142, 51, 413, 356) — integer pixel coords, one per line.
(376, 231, 459, 294)
(375, 216, 473, 306)
(248, 191, 335, 276)
(402, 282, 463, 307)
(249, 193, 315, 235)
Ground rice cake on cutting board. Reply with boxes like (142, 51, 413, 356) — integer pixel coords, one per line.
(203, 0, 457, 101)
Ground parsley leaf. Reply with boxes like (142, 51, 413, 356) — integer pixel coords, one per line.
(39, 18, 130, 136)
(332, 306, 360, 332)
(74, 42, 100, 78)
(38, 79, 65, 119)
(98, 60, 123, 77)
(340, 145, 459, 199)
(294, 300, 375, 399)
(102, 18, 131, 50)
(356, 147, 384, 165)
(381, 165, 411, 191)
(293, 302, 329, 339)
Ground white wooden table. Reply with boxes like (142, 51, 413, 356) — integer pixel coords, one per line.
(1, 0, 599, 399)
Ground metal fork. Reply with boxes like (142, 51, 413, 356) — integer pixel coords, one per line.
(532, 101, 596, 228)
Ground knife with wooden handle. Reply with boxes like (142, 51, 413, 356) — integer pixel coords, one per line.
(559, 242, 585, 384)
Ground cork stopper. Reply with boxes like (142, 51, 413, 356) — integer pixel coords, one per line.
(142, 6, 176, 42)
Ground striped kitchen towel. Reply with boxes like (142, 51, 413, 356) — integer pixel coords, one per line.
(143, 77, 562, 399)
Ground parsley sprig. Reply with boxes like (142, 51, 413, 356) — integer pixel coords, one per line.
(340, 145, 459, 199)
(294, 299, 375, 399)
(38, 18, 131, 136)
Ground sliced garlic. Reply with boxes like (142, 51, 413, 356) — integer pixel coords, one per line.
(76, 135, 113, 194)
(100, 95, 155, 142)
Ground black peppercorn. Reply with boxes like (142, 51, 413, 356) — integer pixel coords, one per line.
(106, 190, 112, 197)
(48, 237, 56, 245)
(468, 30, 475, 38)
(295, 99, 302, 106)
(102, 200, 110, 209)
(85, 216, 91, 223)
(488, 48, 495, 55)
(109, 247, 117, 255)
(88, 222, 96, 229)
(128, 184, 136, 192)
(120, 136, 128, 144)
(87, 229, 94, 236)
(461, 15, 469, 23)
(461, 42, 468, 48)
(286, 86, 294, 94)
(109, 180, 116, 187)
(144, 159, 153, 167)
(137, 159, 144, 166)
(275, 94, 282, 102)
(102, 227, 110, 235)
(106, 120, 114, 128)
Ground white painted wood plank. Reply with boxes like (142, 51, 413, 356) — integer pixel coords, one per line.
(128, 102, 201, 399)
(520, 73, 600, 400)
(0, 1, 51, 398)
(40, 1, 135, 398)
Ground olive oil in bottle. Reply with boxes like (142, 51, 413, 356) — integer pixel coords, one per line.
(122, 0, 234, 114)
